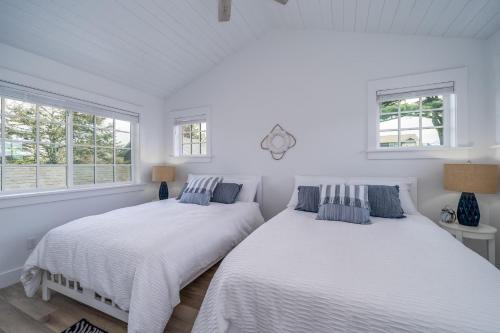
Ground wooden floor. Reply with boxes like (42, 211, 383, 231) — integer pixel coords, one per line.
(0, 263, 218, 333)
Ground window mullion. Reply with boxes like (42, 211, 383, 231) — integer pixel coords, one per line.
(67, 112, 73, 188)
(397, 101, 401, 147)
(130, 120, 135, 183)
(444, 94, 451, 147)
(113, 118, 116, 182)
(35, 105, 40, 189)
(1, 97, 5, 192)
(419, 97, 423, 147)
(93, 117, 97, 184)
(189, 125, 193, 155)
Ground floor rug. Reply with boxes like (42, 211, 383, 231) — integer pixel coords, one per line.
(61, 318, 108, 333)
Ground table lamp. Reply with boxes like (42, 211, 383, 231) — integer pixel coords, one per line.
(443, 163, 498, 226)
(152, 165, 175, 200)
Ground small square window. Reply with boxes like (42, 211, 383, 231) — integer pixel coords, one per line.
(368, 68, 466, 159)
(377, 95, 448, 148)
(178, 122, 208, 157)
(171, 106, 211, 162)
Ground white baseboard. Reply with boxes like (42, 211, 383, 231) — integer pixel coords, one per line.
(0, 266, 22, 289)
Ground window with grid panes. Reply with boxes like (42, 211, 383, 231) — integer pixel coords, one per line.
(181, 122, 207, 156)
(72, 113, 132, 185)
(0, 94, 136, 193)
(378, 95, 447, 148)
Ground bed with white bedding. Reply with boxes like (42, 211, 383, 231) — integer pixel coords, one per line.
(193, 179, 500, 333)
(21, 197, 264, 333)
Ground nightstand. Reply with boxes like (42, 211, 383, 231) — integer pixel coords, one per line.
(438, 221, 497, 265)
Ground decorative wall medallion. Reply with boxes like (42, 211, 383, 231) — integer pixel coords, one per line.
(260, 124, 296, 160)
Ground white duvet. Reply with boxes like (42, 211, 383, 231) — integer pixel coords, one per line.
(193, 209, 500, 333)
(21, 199, 264, 333)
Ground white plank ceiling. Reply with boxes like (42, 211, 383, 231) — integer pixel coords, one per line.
(1, 0, 500, 98)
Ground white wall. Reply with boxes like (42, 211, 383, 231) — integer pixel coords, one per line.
(490, 30, 500, 146)
(0, 43, 165, 287)
(488, 30, 500, 266)
(165, 30, 497, 263)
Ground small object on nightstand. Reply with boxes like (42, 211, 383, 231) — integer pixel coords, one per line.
(438, 221, 497, 265)
(443, 163, 498, 227)
(152, 165, 175, 200)
(440, 206, 456, 224)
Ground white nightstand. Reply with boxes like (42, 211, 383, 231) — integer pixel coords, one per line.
(438, 221, 497, 265)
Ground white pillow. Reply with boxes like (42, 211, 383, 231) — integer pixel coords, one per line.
(226, 177, 260, 202)
(399, 189, 418, 215)
(187, 174, 260, 203)
(346, 177, 418, 215)
(286, 176, 347, 208)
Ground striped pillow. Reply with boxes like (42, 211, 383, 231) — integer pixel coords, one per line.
(317, 204, 370, 224)
(320, 184, 369, 209)
(317, 184, 370, 224)
(184, 176, 222, 197)
(176, 182, 188, 200)
(179, 192, 211, 206)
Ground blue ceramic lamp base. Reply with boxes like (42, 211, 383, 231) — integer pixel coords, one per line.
(159, 181, 169, 200)
(457, 192, 480, 227)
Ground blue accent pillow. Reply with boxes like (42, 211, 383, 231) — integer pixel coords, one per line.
(179, 192, 210, 206)
(368, 185, 405, 218)
(176, 182, 188, 200)
(211, 183, 242, 204)
(316, 203, 370, 224)
(295, 186, 320, 213)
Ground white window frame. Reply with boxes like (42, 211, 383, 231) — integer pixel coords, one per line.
(169, 106, 212, 163)
(367, 67, 470, 159)
(0, 81, 140, 196)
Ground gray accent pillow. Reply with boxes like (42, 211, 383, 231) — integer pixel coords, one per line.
(211, 183, 242, 204)
(176, 182, 188, 200)
(295, 186, 320, 213)
(368, 185, 405, 218)
(316, 203, 370, 224)
(179, 192, 210, 206)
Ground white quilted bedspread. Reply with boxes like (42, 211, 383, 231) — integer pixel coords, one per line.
(21, 199, 264, 333)
(193, 209, 500, 333)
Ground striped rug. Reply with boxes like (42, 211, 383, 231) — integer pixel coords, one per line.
(61, 318, 108, 333)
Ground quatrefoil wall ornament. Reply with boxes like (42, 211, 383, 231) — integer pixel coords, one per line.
(260, 124, 296, 160)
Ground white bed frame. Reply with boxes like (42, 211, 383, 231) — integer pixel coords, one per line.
(42, 270, 129, 322)
(41, 255, 223, 322)
(41, 175, 264, 323)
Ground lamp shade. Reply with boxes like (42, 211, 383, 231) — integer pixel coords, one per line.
(443, 163, 498, 194)
(152, 165, 175, 182)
